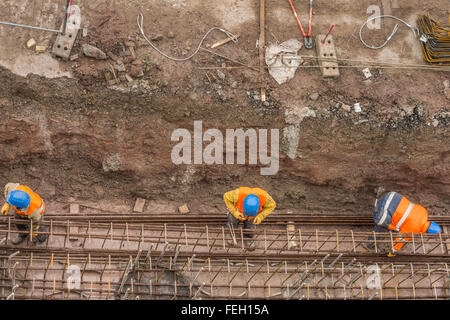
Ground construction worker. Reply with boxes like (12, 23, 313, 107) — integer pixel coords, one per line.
(363, 191, 442, 256)
(223, 187, 276, 251)
(1, 183, 48, 245)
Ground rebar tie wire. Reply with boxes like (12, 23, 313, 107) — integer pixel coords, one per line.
(360, 15, 419, 49)
(137, 13, 238, 62)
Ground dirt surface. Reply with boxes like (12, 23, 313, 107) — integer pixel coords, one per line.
(0, 0, 449, 216)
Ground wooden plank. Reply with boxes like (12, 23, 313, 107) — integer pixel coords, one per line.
(211, 35, 239, 49)
(133, 198, 146, 213)
(259, 0, 266, 102)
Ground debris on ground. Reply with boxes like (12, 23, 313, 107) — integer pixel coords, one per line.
(265, 39, 303, 85)
(178, 204, 190, 214)
(211, 34, 239, 49)
(35, 45, 46, 53)
(26, 38, 36, 49)
(362, 68, 372, 79)
(133, 198, 146, 213)
(82, 44, 107, 60)
(309, 92, 319, 101)
(315, 34, 339, 77)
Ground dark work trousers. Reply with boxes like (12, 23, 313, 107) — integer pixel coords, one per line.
(14, 213, 48, 242)
(15, 214, 29, 238)
(227, 214, 256, 239)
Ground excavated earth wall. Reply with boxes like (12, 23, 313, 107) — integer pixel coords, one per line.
(0, 67, 449, 216)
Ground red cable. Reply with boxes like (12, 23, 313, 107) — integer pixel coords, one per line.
(67, 0, 74, 20)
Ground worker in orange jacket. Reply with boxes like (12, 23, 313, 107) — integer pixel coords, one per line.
(364, 192, 442, 256)
(223, 187, 276, 250)
(1, 183, 48, 245)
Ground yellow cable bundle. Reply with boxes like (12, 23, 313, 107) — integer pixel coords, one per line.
(417, 14, 450, 65)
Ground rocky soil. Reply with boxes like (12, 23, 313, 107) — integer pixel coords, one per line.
(0, 0, 448, 216)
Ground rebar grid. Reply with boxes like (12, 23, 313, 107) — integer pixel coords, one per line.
(1, 219, 448, 300)
(1, 246, 448, 300)
(0, 219, 448, 257)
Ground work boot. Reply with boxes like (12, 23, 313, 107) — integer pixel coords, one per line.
(32, 233, 48, 244)
(11, 233, 27, 245)
(245, 239, 256, 251)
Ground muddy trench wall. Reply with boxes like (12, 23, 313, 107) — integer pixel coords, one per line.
(0, 67, 449, 215)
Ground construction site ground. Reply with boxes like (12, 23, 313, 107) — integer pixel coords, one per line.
(0, 0, 449, 301)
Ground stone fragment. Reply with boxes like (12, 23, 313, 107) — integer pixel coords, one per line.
(178, 204, 190, 214)
(444, 88, 450, 100)
(35, 45, 46, 53)
(27, 38, 36, 48)
(151, 34, 164, 41)
(82, 44, 107, 59)
(309, 92, 319, 101)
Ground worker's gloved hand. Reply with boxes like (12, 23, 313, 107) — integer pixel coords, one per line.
(387, 250, 397, 257)
(252, 215, 264, 225)
(1, 203, 10, 215)
(233, 210, 245, 221)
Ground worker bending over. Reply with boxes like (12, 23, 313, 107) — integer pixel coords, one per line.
(364, 191, 441, 256)
(1, 183, 48, 245)
(223, 187, 276, 250)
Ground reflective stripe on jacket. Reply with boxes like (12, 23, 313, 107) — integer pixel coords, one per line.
(13, 185, 45, 217)
(374, 192, 430, 251)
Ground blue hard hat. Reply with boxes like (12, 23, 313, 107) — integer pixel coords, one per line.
(6, 190, 30, 209)
(427, 222, 442, 234)
(243, 194, 260, 216)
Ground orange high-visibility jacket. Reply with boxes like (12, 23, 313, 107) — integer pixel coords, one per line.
(376, 192, 430, 252)
(235, 187, 268, 214)
(223, 187, 276, 221)
(12, 185, 45, 217)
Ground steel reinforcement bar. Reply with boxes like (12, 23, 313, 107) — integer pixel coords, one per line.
(21, 213, 450, 225)
(0, 220, 448, 257)
(1, 246, 448, 300)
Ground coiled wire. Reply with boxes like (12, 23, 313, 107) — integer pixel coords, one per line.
(137, 13, 238, 62)
(359, 15, 419, 50)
